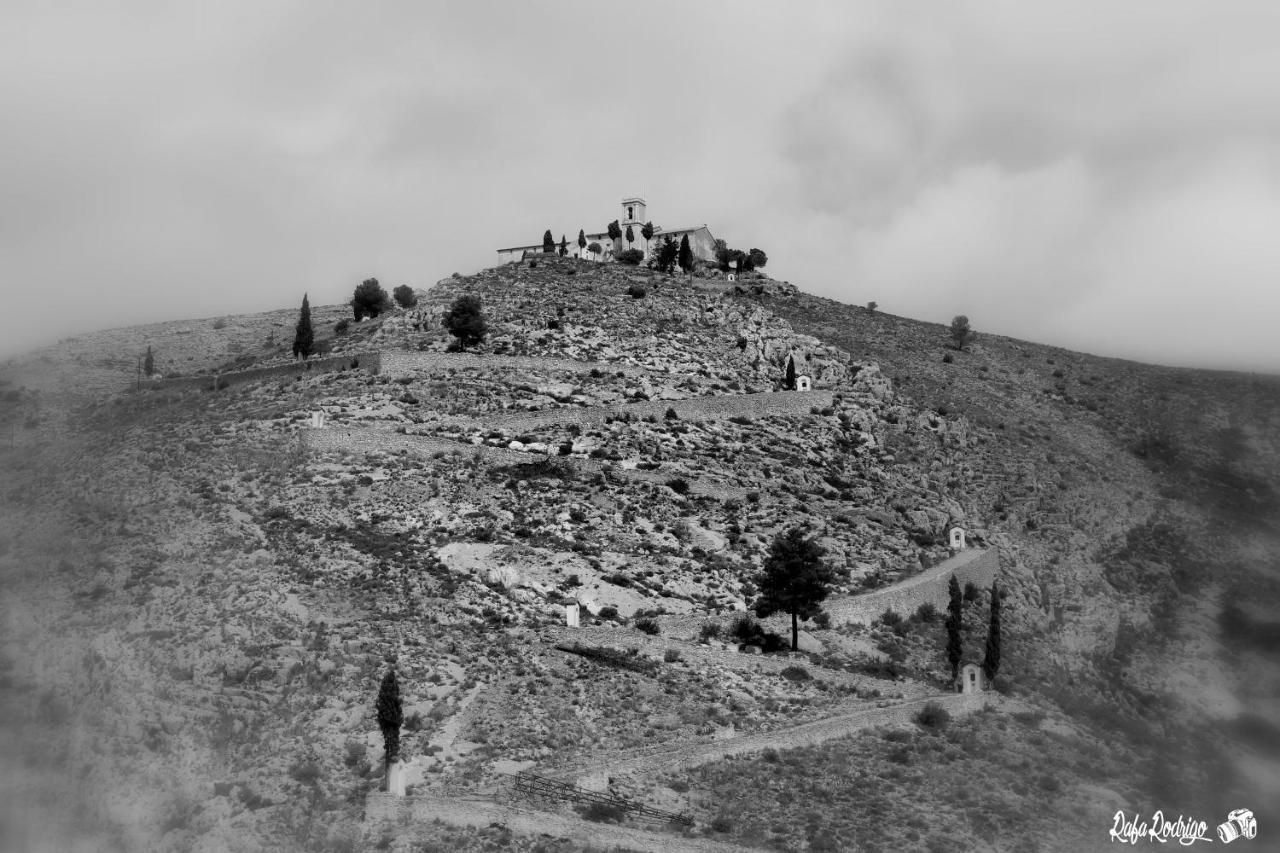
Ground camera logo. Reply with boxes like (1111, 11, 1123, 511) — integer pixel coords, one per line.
(1217, 809, 1257, 844)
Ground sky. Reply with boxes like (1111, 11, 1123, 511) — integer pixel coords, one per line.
(3, 1, 1279, 372)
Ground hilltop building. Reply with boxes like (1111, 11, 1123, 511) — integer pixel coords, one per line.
(497, 197, 718, 265)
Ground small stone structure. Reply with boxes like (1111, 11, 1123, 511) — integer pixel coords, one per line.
(310, 411, 326, 429)
(949, 526, 966, 549)
(958, 663, 987, 694)
(795, 374, 812, 392)
(726, 273, 737, 282)
(387, 759, 406, 797)
(564, 604, 580, 628)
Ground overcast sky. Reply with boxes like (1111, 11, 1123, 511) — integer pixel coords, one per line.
(3, 1, 1278, 372)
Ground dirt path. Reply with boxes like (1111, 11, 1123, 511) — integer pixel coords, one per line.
(366, 791, 758, 853)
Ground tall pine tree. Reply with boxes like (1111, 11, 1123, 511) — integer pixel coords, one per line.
(946, 575, 963, 681)
(983, 580, 1001, 683)
(292, 293, 314, 359)
(376, 669, 403, 768)
(754, 527, 838, 651)
(542, 229, 555, 253)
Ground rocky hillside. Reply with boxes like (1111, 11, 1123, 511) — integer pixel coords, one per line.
(1, 256, 1277, 852)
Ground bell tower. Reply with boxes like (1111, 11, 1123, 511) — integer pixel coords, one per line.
(621, 196, 646, 226)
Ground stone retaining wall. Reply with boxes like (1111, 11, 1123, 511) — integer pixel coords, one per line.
(824, 547, 1000, 626)
(138, 352, 379, 393)
(379, 350, 654, 378)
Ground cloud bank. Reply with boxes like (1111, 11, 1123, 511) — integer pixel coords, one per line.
(1, 1, 1276, 371)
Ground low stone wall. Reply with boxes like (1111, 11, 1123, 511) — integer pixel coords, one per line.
(557, 691, 993, 786)
(486, 390, 832, 432)
(366, 793, 753, 852)
(300, 427, 748, 499)
(138, 352, 379, 393)
(543, 626, 885, 692)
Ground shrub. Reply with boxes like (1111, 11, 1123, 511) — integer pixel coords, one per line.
(667, 478, 690, 495)
(352, 278, 391, 320)
(779, 665, 811, 682)
(334, 319, 350, 335)
(699, 622, 722, 641)
(578, 802, 627, 824)
(635, 618, 661, 636)
(442, 295, 488, 351)
(942, 353, 953, 364)
(710, 816, 733, 833)
(288, 760, 322, 784)
(212, 317, 227, 330)
(617, 248, 645, 265)
(663, 648, 682, 663)
(597, 606, 619, 621)
(915, 602, 938, 623)
(626, 284, 647, 299)
(392, 285, 417, 309)
(915, 701, 951, 730)
(879, 609, 903, 627)
(867, 301, 878, 313)
(813, 610, 832, 630)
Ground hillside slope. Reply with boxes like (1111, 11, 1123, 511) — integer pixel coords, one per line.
(1, 257, 1277, 852)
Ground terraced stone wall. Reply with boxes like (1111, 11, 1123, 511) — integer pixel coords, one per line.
(300, 427, 747, 499)
(489, 389, 834, 432)
(379, 351, 652, 378)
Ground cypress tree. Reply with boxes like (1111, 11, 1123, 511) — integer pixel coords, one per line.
(641, 221, 654, 242)
(785, 354, 797, 390)
(983, 581, 1002, 683)
(376, 669, 403, 767)
(292, 293, 314, 359)
(946, 575, 963, 681)
(542, 229, 555, 253)
(143, 345, 154, 377)
(624, 224, 635, 247)
(577, 229, 587, 254)
(558, 235, 568, 256)
(678, 234, 693, 272)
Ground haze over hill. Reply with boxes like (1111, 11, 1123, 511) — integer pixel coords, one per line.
(1, 256, 1277, 851)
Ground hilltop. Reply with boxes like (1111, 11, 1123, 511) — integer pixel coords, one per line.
(1, 256, 1278, 852)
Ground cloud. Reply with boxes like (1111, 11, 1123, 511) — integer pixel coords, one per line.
(0, 1, 1277, 372)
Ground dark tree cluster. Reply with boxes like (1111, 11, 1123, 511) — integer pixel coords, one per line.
(714, 241, 768, 272)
